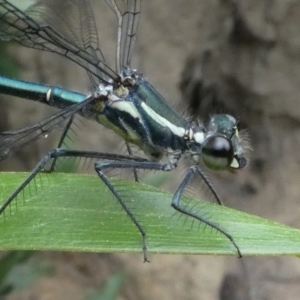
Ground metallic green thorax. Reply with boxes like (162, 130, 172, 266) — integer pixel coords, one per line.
(93, 76, 190, 161)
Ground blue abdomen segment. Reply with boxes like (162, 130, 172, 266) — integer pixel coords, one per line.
(0, 75, 86, 108)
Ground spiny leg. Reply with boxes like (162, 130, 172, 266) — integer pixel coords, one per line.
(45, 116, 75, 173)
(95, 160, 174, 262)
(42, 117, 140, 178)
(95, 160, 241, 260)
(1, 115, 77, 214)
(125, 142, 139, 182)
(171, 166, 242, 257)
(0, 149, 147, 216)
(0, 150, 60, 215)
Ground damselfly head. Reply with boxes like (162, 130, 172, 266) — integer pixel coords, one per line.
(203, 114, 249, 172)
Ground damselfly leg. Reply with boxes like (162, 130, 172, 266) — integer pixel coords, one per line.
(0, 145, 242, 261)
(96, 159, 242, 260)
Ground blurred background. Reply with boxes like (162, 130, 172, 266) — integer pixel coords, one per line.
(1, 0, 300, 299)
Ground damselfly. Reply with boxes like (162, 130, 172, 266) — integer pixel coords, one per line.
(0, 0, 249, 261)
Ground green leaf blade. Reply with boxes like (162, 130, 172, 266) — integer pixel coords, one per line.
(1, 172, 300, 258)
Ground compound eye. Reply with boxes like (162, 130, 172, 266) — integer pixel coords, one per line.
(202, 135, 234, 171)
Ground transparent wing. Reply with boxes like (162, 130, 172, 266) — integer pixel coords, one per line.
(0, 94, 95, 161)
(0, 0, 118, 85)
(106, 0, 141, 73)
